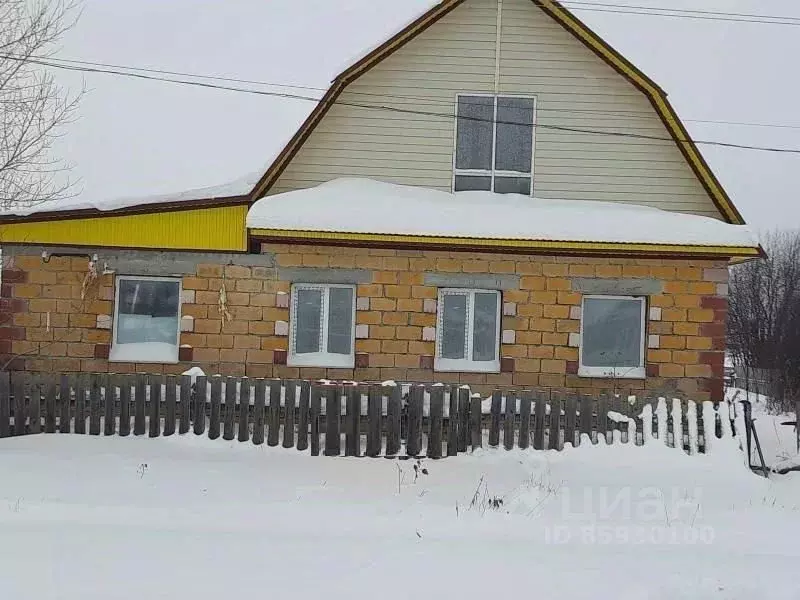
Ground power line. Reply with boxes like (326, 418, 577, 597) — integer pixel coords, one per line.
(562, 2, 800, 26)
(5, 53, 800, 155)
(18, 54, 800, 132)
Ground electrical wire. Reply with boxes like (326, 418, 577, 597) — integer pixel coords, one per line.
(4, 53, 800, 155)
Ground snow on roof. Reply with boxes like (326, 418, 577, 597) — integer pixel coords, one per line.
(247, 178, 757, 248)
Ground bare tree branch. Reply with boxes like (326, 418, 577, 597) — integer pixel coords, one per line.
(728, 231, 800, 412)
(0, 0, 82, 210)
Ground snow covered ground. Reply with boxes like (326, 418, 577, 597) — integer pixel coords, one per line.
(1, 431, 799, 599)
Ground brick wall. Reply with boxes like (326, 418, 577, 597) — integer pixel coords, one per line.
(0, 245, 730, 401)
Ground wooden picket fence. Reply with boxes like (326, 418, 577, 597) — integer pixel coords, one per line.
(0, 372, 727, 457)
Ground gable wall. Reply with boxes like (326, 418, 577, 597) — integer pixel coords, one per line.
(270, 0, 721, 219)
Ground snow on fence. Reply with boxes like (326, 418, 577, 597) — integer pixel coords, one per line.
(0, 372, 738, 457)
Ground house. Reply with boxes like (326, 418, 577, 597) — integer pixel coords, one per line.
(0, 0, 761, 401)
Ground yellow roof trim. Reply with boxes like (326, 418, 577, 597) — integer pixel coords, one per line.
(249, 0, 746, 227)
(249, 228, 761, 258)
(0, 205, 249, 252)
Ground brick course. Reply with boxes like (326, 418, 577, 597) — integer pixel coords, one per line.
(2, 246, 730, 401)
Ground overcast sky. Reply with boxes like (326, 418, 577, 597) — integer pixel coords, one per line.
(49, 0, 800, 232)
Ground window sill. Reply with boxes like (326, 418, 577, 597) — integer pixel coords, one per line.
(578, 366, 646, 380)
(109, 343, 179, 365)
(434, 358, 500, 374)
(288, 353, 355, 369)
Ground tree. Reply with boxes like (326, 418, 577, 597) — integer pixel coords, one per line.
(728, 231, 800, 412)
(0, 0, 81, 210)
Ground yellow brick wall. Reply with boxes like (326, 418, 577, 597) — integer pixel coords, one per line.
(1, 245, 730, 401)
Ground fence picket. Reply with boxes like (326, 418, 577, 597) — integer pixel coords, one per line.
(119, 376, 131, 437)
(268, 380, 281, 447)
(489, 390, 502, 447)
(89, 375, 101, 436)
(533, 391, 546, 450)
(447, 386, 459, 457)
(252, 379, 266, 446)
(283, 380, 296, 449)
(325, 386, 341, 457)
(223, 377, 237, 441)
(74, 375, 86, 435)
(504, 391, 516, 450)
(469, 393, 482, 450)
(59, 375, 72, 434)
(564, 394, 577, 448)
(179, 375, 192, 435)
(519, 392, 531, 450)
(193, 376, 207, 436)
(386, 385, 401, 457)
(310, 385, 322, 456)
(345, 385, 360, 457)
(296, 381, 310, 451)
(0, 372, 9, 438)
(238, 378, 251, 443)
(549, 391, 561, 450)
(104, 376, 116, 436)
(44, 376, 57, 434)
(597, 393, 608, 444)
(208, 377, 222, 440)
(458, 387, 469, 453)
(149, 376, 161, 438)
(580, 395, 592, 444)
(428, 386, 444, 459)
(163, 376, 177, 437)
(12, 373, 26, 435)
(406, 386, 423, 457)
(29, 376, 41, 434)
(133, 375, 146, 436)
(366, 386, 382, 457)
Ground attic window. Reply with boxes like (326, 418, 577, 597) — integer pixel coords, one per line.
(454, 95, 536, 195)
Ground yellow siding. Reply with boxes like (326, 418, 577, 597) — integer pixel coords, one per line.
(270, 0, 723, 220)
(0, 205, 248, 251)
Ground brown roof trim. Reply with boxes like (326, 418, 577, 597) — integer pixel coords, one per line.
(533, 0, 744, 225)
(248, 0, 467, 201)
(248, 0, 746, 226)
(0, 195, 250, 224)
(251, 231, 761, 261)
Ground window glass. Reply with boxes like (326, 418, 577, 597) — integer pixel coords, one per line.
(454, 175, 492, 192)
(582, 298, 643, 368)
(472, 292, 498, 362)
(495, 97, 534, 173)
(455, 96, 494, 171)
(493, 177, 531, 196)
(116, 279, 179, 346)
(294, 288, 323, 354)
(327, 287, 354, 355)
(441, 294, 468, 359)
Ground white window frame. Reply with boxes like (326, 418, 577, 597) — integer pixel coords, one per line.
(435, 288, 501, 373)
(452, 93, 537, 195)
(579, 295, 647, 380)
(288, 283, 356, 369)
(110, 275, 182, 364)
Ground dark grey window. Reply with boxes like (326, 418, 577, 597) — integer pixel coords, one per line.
(454, 95, 535, 195)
